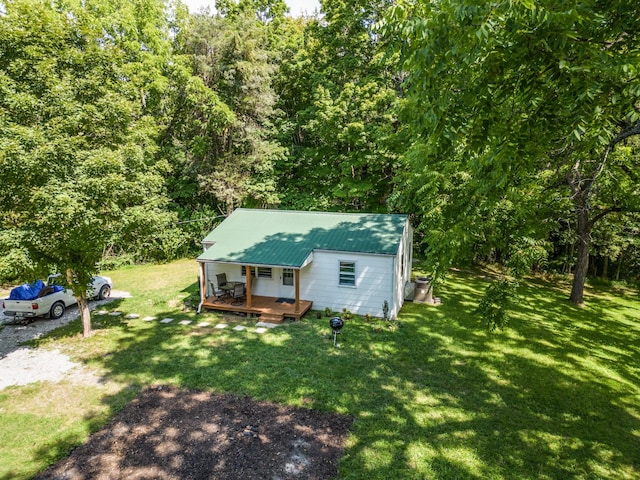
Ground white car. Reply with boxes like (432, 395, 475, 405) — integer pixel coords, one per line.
(2, 274, 113, 321)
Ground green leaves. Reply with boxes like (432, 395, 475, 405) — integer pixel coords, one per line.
(476, 276, 519, 331)
(0, 0, 176, 304)
(171, 8, 282, 212)
(383, 0, 640, 307)
(272, 0, 401, 211)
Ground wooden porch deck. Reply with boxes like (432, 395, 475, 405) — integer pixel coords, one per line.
(200, 295, 313, 323)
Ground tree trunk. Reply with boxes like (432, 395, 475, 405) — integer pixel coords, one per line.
(566, 122, 640, 302)
(616, 254, 623, 281)
(66, 268, 93, 337)
(78, 294, 92, 337)
(602, 256, 609, 280)
(569, 200, 590, 306)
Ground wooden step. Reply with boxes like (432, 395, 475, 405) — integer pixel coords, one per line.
(260, 313, 284, 324)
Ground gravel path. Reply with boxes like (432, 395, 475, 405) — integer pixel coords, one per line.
(0, 291, 130, 389)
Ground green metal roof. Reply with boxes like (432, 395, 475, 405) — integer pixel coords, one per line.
(197, 209, 408, 268)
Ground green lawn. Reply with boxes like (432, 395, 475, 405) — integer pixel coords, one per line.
(1, 259, 639, 479)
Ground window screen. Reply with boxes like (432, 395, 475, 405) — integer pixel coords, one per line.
(257, 267, 272, 278)
(283, 268, 294, 286)
(339, 261, 356, 286)
(241, 266, 272, 278)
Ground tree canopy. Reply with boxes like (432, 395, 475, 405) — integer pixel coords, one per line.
(0, 0, 176, 335)
(382, 0, 640, 306)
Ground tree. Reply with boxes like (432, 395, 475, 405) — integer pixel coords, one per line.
(175, 6, 284, 213)
(274, 0, 401, 212)
(383, 0, 640, 305)
(0, 0, 175, 336)
(216, 0, 289, 23)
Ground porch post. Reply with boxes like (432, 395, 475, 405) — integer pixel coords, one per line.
(294, 268, 300, 312)
(198, 261, 206, 313)
(245, 265, 253, 308)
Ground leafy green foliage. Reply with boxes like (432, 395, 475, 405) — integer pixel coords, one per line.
(0, 229, 33, 283)
(475, 277, 518, 331)
(0, 0, 177, 333)
(174, 8, 283, 213)
(273, 0, 401, 212)
(382, 0, 640, 304)
(2, 0, 639, 308)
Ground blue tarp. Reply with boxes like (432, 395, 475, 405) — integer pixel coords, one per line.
(9, 280, 45, 300)
(8, 280, 64, 300)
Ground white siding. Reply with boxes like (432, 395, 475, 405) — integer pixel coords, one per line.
(204, 263, 243, 296)
(247, 269, 282, 297)
(299, 251, 395, 318)
(390, 221, 413, 319)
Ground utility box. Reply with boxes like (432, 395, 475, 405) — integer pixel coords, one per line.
(413, 276, 433, 304)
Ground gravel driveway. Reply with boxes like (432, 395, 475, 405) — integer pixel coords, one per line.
(0, 290, 130, 389)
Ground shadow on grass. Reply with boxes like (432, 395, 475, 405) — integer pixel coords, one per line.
(23, 273, 640, 479)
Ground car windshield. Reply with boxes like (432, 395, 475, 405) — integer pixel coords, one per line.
(47, 275, 64, 287)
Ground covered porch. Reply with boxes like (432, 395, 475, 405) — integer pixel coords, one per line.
(198, 263, 313, 323)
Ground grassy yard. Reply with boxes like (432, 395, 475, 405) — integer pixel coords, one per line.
(1, 259, 639, 479)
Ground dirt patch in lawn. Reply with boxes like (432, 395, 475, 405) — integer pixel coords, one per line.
(35, 385, 353, 480)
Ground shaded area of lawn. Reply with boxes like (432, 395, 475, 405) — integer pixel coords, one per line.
(3, 261, 639, 479)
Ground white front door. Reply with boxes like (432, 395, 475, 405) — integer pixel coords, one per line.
(279, 268, 295, 299)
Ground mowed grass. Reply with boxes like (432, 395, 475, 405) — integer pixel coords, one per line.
(1, 259, 639, 479)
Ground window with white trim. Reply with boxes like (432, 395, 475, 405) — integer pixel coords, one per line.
(339, 261, 356, 286)
(257, 267, 272, 278)
(283, 268, 294, 286)
(241, 266, 255, 277)
(241, 266, 273, 278)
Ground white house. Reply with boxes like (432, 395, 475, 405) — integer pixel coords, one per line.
(196, 209, 413, 320)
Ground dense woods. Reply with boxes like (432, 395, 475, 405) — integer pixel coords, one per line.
(1, 0, 639, 310)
